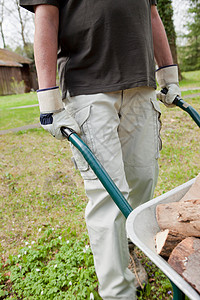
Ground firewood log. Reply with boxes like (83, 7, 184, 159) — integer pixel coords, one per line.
(168, 237, 200, 294)
(180, 173, 200, 202)
(155, 229, 186, 258)
(156, 200, 200, 237)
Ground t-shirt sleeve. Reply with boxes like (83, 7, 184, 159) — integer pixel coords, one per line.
(150, 0, 157, 5)
(19, 0, 60, 13)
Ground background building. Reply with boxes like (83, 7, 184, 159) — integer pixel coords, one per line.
(0, 49, 38, 95)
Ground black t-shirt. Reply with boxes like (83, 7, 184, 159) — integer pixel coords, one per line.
(20, 0, 157, 98)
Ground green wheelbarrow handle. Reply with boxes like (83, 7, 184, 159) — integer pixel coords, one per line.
(61, 127, 133, 219)
(170, 281, 185, 300)
(161, 88, 200, 128)
(173, 96, 200, 128)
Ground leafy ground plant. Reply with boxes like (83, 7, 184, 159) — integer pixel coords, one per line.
(0, 229, 100, 300)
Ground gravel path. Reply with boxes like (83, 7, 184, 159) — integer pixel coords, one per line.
(0, 123, 40, 135)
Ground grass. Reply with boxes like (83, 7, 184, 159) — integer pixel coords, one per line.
(0, 129, 86, 253)
(179, 70, 200, 88)
(0, 70, 200, 299)
(0, 92, 39, 130)
(181, 89, 200, 96)
(154, 96, 200, 196)
(0, 92, 38, 109)
(0, 107, 40, 130)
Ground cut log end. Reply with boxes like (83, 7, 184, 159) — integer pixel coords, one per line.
(155, 175, 200, 294)
(168, 237, 200, 294)
(155, 229, 186, 258)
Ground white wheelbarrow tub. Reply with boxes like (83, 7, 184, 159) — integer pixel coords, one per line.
(126, 178, 200, 300)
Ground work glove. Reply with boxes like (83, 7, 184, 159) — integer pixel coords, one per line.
(156, 65, 181, 107)
(37, 86, 80, 140)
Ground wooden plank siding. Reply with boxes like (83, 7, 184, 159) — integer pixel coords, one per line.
(0, 64, 37, 95)
(0, 49, 38, 95)
(0, 66, 24, 95)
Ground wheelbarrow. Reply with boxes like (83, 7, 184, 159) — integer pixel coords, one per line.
(61, 95, 200, 300)
(126, 178, 200, 300)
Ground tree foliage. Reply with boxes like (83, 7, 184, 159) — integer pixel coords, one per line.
(157, 0, 180, 76)
(0, 0, 34, 59)
(178, 0, 200, 71)
(157, 0, 176, 46)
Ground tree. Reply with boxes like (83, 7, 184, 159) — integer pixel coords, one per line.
(0, 0, 34, 59)
(0, 0, 6, 48)
(14, 0, 34, 58)
(157, 0, 181, 78)
(178, 0, 200, 71)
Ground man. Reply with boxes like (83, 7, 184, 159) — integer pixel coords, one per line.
(20, 1, 181, 299)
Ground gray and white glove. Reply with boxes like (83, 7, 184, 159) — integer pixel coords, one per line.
(37, 86, 80, 140)
(156, 65, 181, 107)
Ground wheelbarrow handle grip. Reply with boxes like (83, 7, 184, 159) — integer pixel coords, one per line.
(161, 88, 200, 128)
(61, 127, 77, 140)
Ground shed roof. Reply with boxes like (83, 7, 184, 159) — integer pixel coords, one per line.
(0, 48, 32, 67)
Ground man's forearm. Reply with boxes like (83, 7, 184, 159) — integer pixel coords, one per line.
(34, 5, 59, 89)
(151, 5, 173, 67)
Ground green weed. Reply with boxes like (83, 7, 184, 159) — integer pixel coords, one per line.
(0, 229, 100, 300)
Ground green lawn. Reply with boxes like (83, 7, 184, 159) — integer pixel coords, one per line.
(180, 70, 200, 88)
(0, 92, 39, 130)
(0, 92, 38, 109)
(0, 106, 40, 130)
(0, 71, 200, 299)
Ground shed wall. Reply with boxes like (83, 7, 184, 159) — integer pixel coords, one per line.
(0, 66, 25, 95)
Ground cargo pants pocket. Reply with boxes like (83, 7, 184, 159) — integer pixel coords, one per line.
(150, 99, 162, 159)
(70, 105, 97, 180)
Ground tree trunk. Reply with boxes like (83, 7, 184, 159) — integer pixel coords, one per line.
(0, 0, 6, 48)
(15, 0, 28, 55)
(169, 40, 182, 80)
(157, 0, 182, 80)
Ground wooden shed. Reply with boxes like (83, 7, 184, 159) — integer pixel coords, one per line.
(0, 48, 38, 95)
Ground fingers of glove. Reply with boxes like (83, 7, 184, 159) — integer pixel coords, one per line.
(53, 114, 80, 140)
(156, 91, 166, 102)
(156, 91, 176, 108)
(165, 84, 181, 105)
(54, 109, 80, 134)
(41, 123, 67, 140)
(41, 109, 80, 140)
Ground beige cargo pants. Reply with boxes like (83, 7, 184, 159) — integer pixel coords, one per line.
(65, 87, 162, 300)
